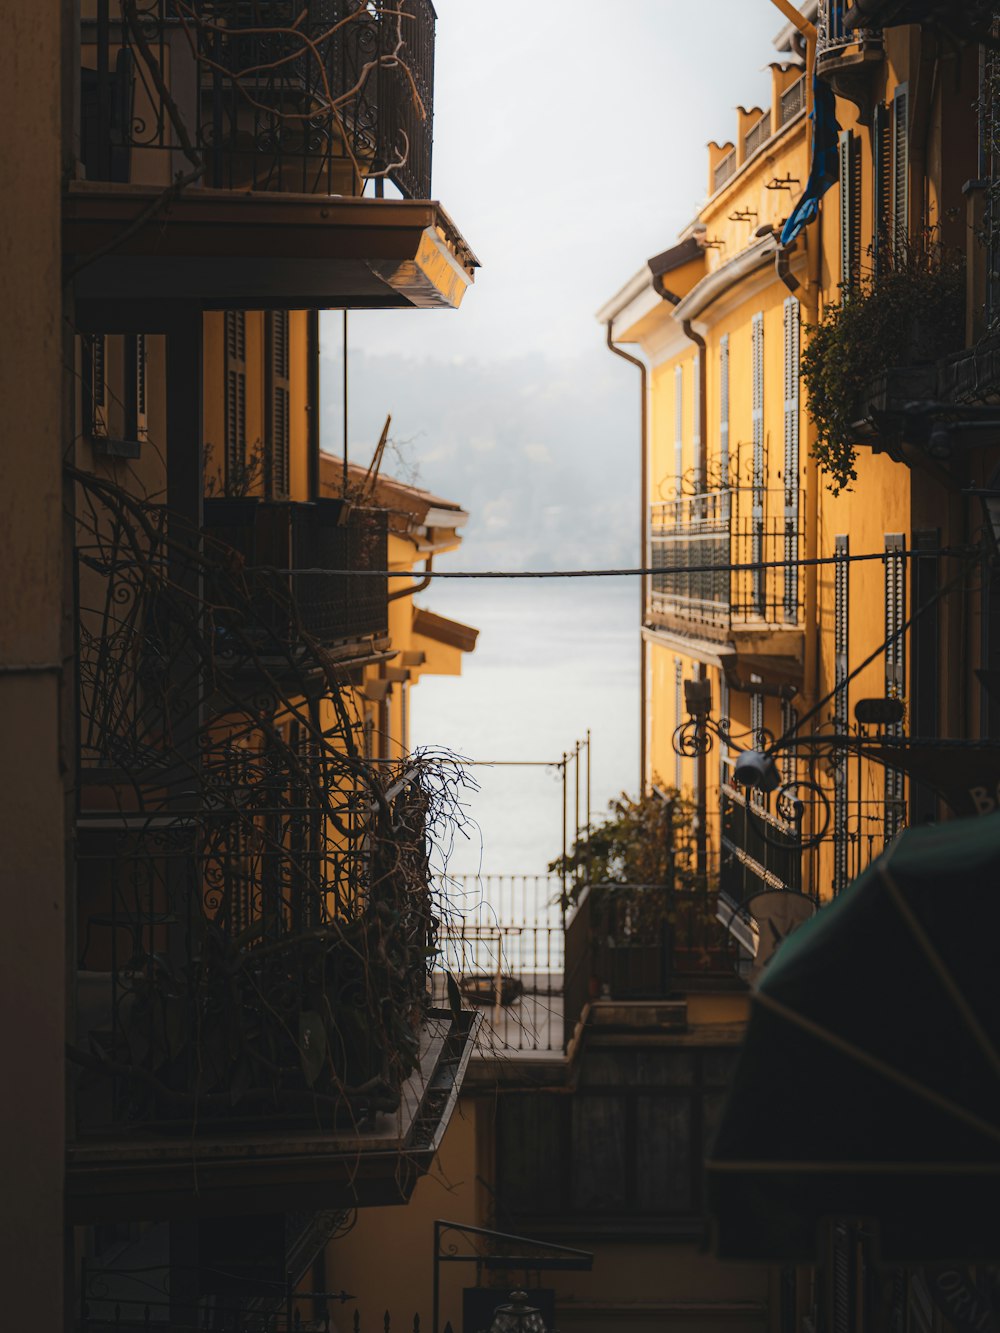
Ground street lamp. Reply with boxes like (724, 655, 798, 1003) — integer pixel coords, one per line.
(489, 1291, 548, 1333)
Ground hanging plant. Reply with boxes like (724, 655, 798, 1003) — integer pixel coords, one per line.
(801, 240, 965, 495)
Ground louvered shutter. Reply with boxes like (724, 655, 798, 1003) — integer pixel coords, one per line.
(674, 363, 684, 499)
(873, 101, 892, 275)
(831, 1223, 853, 1333)
(884, 533, 907, 841)
(719, 334, 730, 490)
(892, 84, 909, 255)
(266, 310, 290, 499)
(675, 658, 684, 789)
(225, 310, 247, 491)
(751, 313, 765, 616)
(124, 332, 147, 442)
(84, 333, 107, 437)
(834, 534, 850, 895)
(750, 691, 764, 747)
(782, 297, 800, 622)
(839, 130, 861, 292)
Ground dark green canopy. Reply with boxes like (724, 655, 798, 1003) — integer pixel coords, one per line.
(707, 813, 1000, 1262)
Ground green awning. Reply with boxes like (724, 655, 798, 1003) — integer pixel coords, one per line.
(706, 813, 1000, 1262)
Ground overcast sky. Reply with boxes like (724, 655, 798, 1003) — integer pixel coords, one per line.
(322, 0, 786, 370)
(318, 1, 794, 567)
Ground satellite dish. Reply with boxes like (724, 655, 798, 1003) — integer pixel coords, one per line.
(743, 889, 816, 978)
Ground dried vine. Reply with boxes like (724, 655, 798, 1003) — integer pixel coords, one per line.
(69, 467, 469, 1133)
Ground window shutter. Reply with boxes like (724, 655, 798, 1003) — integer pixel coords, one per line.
(674, 363, 684, 498)
(884, 532, 906, 841)
(124, 333, 147, 443)
(750, 691, 764, 747)
(266, 310, 290, 499)
(892, 84, 909, 255)
(782, 297, 800, 622)
(839, 130, 861, 292)
(225, 310, 247, 492)
(675, 658, 684, 789)
(873, 101, 892, 275)
(834, 534, 849, 895)
(84, 333, 108, 437)
(751, 312, 765, 615)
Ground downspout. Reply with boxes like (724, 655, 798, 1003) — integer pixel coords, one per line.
(605, 320, 648, 794)
(653, 271, 709, 870)
(387, 553, 433, 602)
(768, 0, 821, 717)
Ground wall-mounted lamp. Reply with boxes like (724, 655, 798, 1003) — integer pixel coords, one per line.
(490, 1291, 547, 1333)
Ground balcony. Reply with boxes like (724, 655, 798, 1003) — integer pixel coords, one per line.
(815, 0, 883, 115)
(713, 148, 737, 193)
(203, 497, 389, 664)
(780, 76, 805, 127)
(70, 468, 477, 1219)
(742, 112, 771, 163)
(81, 0, 435, 198)
(68, 1, 478, 320)
(648, 489, 804, 686)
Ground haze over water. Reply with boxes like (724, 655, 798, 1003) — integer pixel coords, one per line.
(410, 578, 639, 878)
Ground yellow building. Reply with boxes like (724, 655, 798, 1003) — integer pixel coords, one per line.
(603, 0, 1000, 1320)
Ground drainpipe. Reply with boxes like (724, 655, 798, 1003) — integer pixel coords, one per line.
(387, 553, 433, 602)
(651, 271, 709, 868)
(605, 320, 648, 794)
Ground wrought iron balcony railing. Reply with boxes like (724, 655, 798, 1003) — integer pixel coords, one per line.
(713, 148, 737, 193)
(203, 497, 389, 654)
(80, 0, 435, 198)
(780, 76, 805, 126)
(816, 0, 882, 58)
(649, 488, 803, 632)
(743, 113, 771, 162)
(70, 468, 455, 1141)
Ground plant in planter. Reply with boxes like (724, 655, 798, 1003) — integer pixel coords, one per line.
(801, 239, 965, 495)
(551, 790, 728, 997)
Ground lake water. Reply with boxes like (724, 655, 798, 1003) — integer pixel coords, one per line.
(410, 578, 639, 878)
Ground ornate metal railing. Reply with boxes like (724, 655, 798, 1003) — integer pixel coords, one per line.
(713, 147, 737, 193)
(70, 468, 461, 1136)
(780, 76, 805, 125)
(80, 0, 435, 197)
(203, 497, 388, 651)
(817, 0, 881, 57)
(743, 113, 771, 161)
(649, 488, 803, 629)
